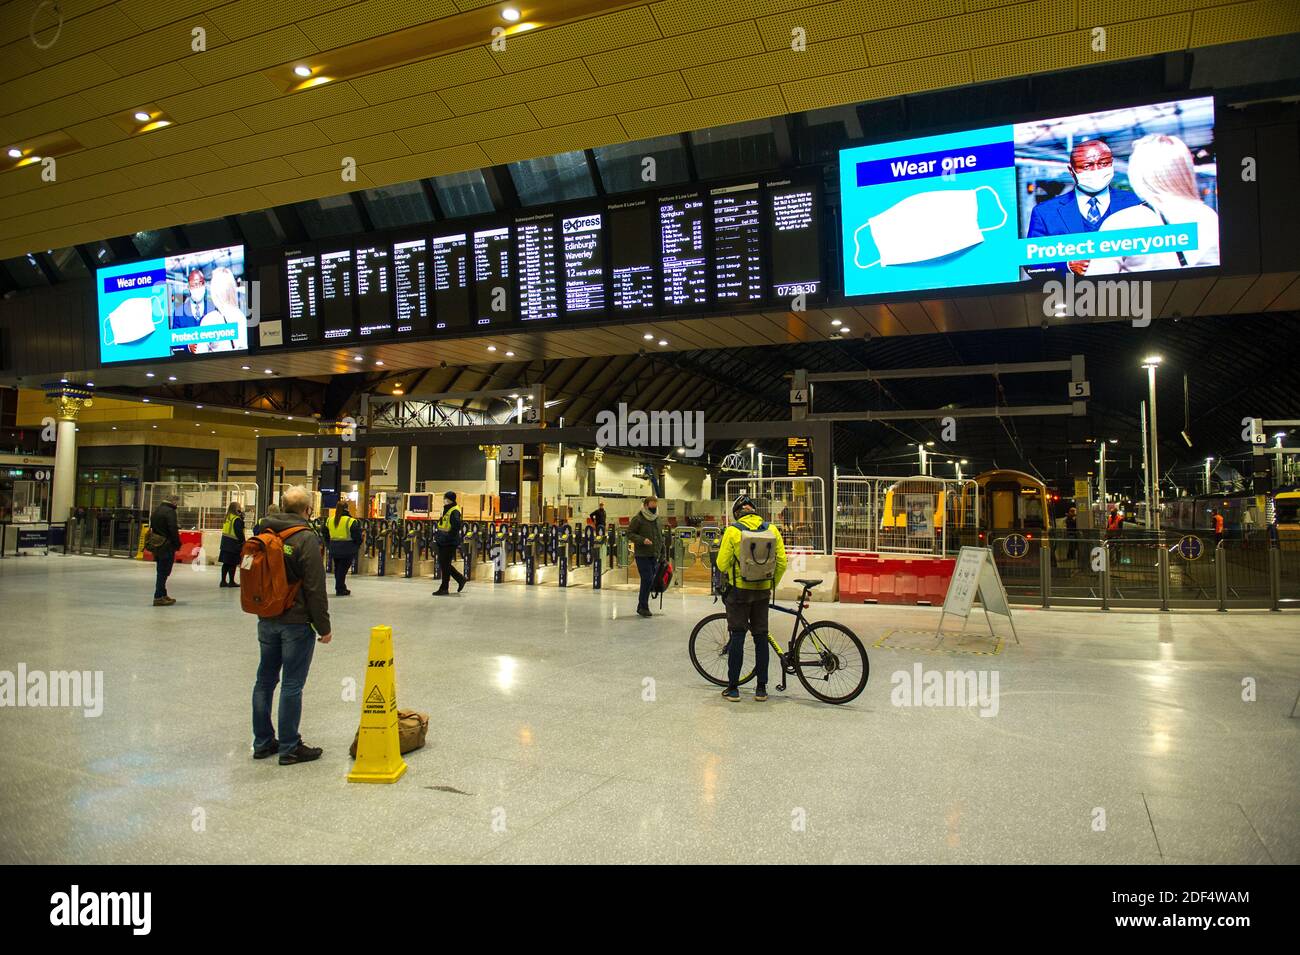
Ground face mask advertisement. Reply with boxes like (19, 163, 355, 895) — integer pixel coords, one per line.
(839, 97, 1218, 297)
(97, 245, 248, 363)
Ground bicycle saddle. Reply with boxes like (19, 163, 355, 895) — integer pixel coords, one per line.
(794, 578, 823, 588)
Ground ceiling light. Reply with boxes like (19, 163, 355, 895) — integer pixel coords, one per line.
(167, 375, 176, 381)
(145, 372, 154, 378)
(643, 333, 654, 340)
(59, 378, 68, 383)
(195, 423, 200, 427)
(195, 404, 203, 409)
(487, 345, 497, 352)
(241, 365, 250, 371)
(133, 111, 151, 123)
(211, 431, 217, 435)
(1142, 354, 1163, 367)
(354, 355, 364, 362)
(152, 425, 157, 429)
(831, 319, 842, 327)
(6, 148, 20, 159)
(374, 360, 384, 366)
(293, 65, 313, 77)
(244, 411, 250, 415)
(677, 448, 685, 454)
(263, 369, 273, 374)
(501, 6, 521, 21)
(142, 398, 150, 403)
(287, 416, 293, 420)
(111, 426, 117, 430)
(658, 339, 667, 346)
(509, 393, 519, 399)
(85, 382, 93, 387)
(505, 351, 514, 357)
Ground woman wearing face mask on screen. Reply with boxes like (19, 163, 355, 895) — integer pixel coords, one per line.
(627, 496, 665, 618)
(192, 266, 248, 353)
(1086, 133, 1220, 274)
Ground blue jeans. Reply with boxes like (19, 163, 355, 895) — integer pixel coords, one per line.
(153, 552, 175, 599)
(252, 620, 316, 755)
(635, 555, 657, 611)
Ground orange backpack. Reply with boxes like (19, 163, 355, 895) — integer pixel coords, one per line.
(239, 527, 309, 618)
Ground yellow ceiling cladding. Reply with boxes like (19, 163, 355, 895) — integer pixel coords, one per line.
(0, 0, 1297, 259)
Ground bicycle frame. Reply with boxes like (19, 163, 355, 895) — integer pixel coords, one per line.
(762, 585, 833, 692)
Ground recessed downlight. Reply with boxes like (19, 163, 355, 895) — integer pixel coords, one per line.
(293, 65, 313, 78)
(501, 6, 521, 22)
(133, 111, 151, 123)
(487, 345, 497, 352)
(374, 360, 384, 366)
(658, 339, 668, 346)
(643, 333, 654, 340)
(241, 365, 251, 371)
(6, 148, 20, 159)
(505, 351, 515, 357)
(145, 371, 155, 378)
(167, 375, 177, 381)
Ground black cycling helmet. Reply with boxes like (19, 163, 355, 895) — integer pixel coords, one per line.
(731, 493, 757, 519)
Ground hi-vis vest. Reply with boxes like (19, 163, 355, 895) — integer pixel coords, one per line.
(437, 504, 462, 534)
(222, 513, 241, 539)
(329, 514, 356, 541)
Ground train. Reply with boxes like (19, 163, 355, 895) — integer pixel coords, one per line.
(877, 469, 1049, 533)
(1161, 488, 1298, 533)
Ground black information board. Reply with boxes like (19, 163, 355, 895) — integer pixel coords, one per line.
(561, 212, 604, 315)
(431, 232, 470, 330)
(659, 193, 708, 309)
(473, 226, 513, 325)
(392, 238, 429, 335)
(515, 214, 559, 323)
(608, 199, 656, 313)
(712, 183, 763, 305)
(768, 179, 823, 301)
(319, 249, 354, 341)
(355, 244, 392, 338)
(284, 250, 318, 344)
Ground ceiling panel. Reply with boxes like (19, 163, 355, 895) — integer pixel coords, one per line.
(0, 0, 1294, 258)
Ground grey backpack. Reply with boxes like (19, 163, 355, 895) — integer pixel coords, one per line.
(730, 519, 777, 582)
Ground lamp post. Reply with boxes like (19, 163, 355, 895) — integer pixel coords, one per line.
(1205, 457, 1214, 495)
(1142, 355, 1162, 533)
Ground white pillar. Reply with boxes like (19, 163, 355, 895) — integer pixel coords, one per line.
(51, 417, 77, 523)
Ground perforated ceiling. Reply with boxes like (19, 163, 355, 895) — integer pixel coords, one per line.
(0, 0, 1297, 259)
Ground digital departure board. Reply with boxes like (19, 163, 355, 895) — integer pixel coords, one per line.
(769, 180, 823, 301)
(712, 183, 763, 304)
(608, 200, 656, 313)
(561, 212, 604, 314)
(431, 233, 470, 330)
(515, 214, 559, 322)
(355, 244, 392, 338)
(473, 226, 513, 325)
(319, 249, 355, 341)
(284, 251, 318, 344)
(660, 193, 708, 309)
(393, 238, 429, 335)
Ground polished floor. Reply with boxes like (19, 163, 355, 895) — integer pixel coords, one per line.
(1, 554, 1297, 865)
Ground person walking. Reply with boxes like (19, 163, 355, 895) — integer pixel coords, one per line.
(431, 491, 467, 596)
(218, 501, 246, 588)
(326, 499, 363, 596)
(716, 493, 787, 703)
(1213, 509, 1225, 550)
(147, 493, 182, 606)
(627, 495, 666, 617)
(588, 501, 607, 533)
(1065, 505, 1080, 563)
(251, 486, 331, 765)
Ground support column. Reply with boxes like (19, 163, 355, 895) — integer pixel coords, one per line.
(45, 389, 93, 525)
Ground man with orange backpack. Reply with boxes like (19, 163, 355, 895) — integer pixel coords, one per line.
(245, 485, 332, 765)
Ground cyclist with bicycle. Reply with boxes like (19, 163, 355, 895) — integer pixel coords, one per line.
(716, 493, 787, 702)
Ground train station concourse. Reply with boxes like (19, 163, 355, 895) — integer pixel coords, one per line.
(0, 0, 1298, 897)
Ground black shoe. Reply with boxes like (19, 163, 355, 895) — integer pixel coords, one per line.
(253, 739, 278, 759)
(755, 685, 768, 702)
(637, 607, 652, 617)
(279, 742, 322, 765)
(456, 578, 466, 593)
(219, 581, 228, 588)
(432, 589, 449, 596)
(335, 590, 350, 597)
(229, 582, 239, 589)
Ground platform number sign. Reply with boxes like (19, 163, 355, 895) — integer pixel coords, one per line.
(500, 444, 523, 463)
(789, 388, 808, 406)
(1177, 535, 1203, 560)
(1002, 533, 1029, 558)
(1068, 380, 1090, 399)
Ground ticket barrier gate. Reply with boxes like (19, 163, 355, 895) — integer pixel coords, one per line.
(699, 525, 724, 594)
(590, 526, 605, 589)
(672, 526, 696, 587)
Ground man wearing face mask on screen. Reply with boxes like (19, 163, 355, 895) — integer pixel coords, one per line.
(1025, 139, 1141, 276)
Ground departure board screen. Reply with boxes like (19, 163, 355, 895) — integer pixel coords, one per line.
(319, 249, 355, 341)
(711, 183, 763, 304)
(431, 233, 470, 330)
(608, 200, 656, 313)
(355, 244, 392, 338)
(515, 215, 559, 322)
(473, 226, 513, 325)
(284, 251, 318, 344)
(393, 238, 429, 335)
(561, 212, 604, 314)
(659, 193, 708, 308)
(769, 180, 823, 301)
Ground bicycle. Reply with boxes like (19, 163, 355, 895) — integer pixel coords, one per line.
(688, 578, 869, 704)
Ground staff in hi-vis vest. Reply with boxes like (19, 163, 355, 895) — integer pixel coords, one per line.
(218, 501, 246, 588)
(432, 492, 467, 596)
(715, 493, 787, 704)
(326, 500, 363, 596)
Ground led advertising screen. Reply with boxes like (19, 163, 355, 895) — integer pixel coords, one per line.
(98, 245, 247, 363)
(839, 96, 1218, 297)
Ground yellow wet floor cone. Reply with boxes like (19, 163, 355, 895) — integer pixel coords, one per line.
(347, 625, 407, 784)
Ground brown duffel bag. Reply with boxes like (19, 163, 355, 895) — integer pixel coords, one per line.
(349, 709, 429, 758)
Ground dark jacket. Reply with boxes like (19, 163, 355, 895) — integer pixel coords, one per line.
(325, 514, 364, 557)
(589, 507, 606, 530)
(434, 504, 463, 548)
(148, 502, 181, 556)
(218, 515, 245, 564)
(626, 509, 666, 559)
(261, 512, 331, 636)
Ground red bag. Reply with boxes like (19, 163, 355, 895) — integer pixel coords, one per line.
(239, 527, 308, 618)
(650, 558, 674, 598)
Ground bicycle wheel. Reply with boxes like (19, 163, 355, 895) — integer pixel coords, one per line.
(688, 613, 755, 687)
(792, 621, 869, 704)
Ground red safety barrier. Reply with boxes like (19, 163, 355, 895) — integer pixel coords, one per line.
(836, 552, 955, 605)
(141, 529, 203, 563)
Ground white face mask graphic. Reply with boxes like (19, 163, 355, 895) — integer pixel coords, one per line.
(853, 185, 1007, 268)
(189, 286, 205, 303)
(1074, 168, 1113, 195)
(103, 295, 164, 347)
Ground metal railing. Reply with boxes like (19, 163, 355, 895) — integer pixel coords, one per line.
(723, 477, 827, 554)
(140, 482, 257, 530)
(833, 474, 979, 556)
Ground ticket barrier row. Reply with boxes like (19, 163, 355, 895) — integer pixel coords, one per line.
(63, 511, 144, 558)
